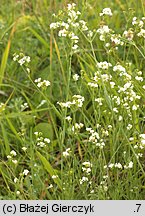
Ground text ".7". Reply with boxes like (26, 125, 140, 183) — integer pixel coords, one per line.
(134, 204, 141, 213)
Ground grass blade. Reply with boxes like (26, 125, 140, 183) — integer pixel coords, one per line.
(36, 151, 62, 190)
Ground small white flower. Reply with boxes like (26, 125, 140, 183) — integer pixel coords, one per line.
(129, 137, 134, 141)
(34, 131, 39, 136)
(52, 175, 58, 179)
(10, 150, 17, 157)
(82, 161, 92, 167)
(127, 124, 132, 130)
(132, 105, 139, 110)
(79, 176, 89, 184)
(73, 74, 79, 81)
(119, 115, 123, 121)
(139, 134, 145, 139)
(22, 147, 27, 151)
(16, 191, 20, 195)
(23, 169, 29, 176)
(7, 155, 12, 159)
(48, 184, 53, 189)
(108, 163, 114, 168)
(44, 138, 50, 144)
(97, 61, 112, 70)
(115, 163, 122, 169)
(14, 178, 18, 183)
(110, 81, 115, 88)
(62, 148, 71, 157)
(128, 161, 133, 168)
(72, 44, 78, 50)
(100, 8, 112, 16)
(12, 160, 18, 164)
(65, 116, 72, 122)
(137, 28, 145, 38)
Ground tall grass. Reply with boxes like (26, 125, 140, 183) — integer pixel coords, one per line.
(0, 0, 145, 200)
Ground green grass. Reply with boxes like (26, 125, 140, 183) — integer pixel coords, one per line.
(0, 0, 145, 200)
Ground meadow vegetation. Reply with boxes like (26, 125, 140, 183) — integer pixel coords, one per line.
(0, 0, 145, 199)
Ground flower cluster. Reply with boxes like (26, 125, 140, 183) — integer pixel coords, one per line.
(88, 66, 112, 89)
(79, 176, 89, 184)
(86, 127, 106, 149)
(34, 78, 50, 88)
(97, 61, 112, 70)
(97, 25, 111, 41)
(132, 17, 145, 38)
(104, 161, 133, 169)
(13, 53, 31, 66)
(20, 102, 28, 111)
(50, 3, 89, 50)
(100, 8, 112, 17)
(62, 148, 71, 157)
(34, 132, 50, 147)
(57, 94, 84, 108)
(72, 122, 84, 133)
(7, 150, 18, 164)
(82, 161, 92, 175)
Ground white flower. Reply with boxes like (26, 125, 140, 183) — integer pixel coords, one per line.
(72, 44, 78, 50)
(127, 124, 132, 130)
(34, 132, 39, 136)
(139, 134, 145, 139)
(123, 29, 134, 41)
(88, 82, 98, 88)
(111, 34, 124, 45)
(72, 122, 84, 132)
(115, 163, 122, 169)
(52, 175, 58, 179)
(97, 61, 112, 70)
(113, 65, 126, 73)
(58, 29, 68, 37)
(65, 116, 72, 122)
(97, 25, 110, 41)
(62, 148, 71, 157)
(23, 169, 29, 176)
(67, 3, 76, 11)
(132, 105, 139, 110)
(87, 30, 93, 38)
(128, 161, 133, 168)
(108, 163, 114, 168)
(57, 101, 73, 108)
(135, 76, 143, 81)
(113, 107, 118, 113)
(110, 82, 115, 88)
(10, 150, 17, 156)
(37, 141, 46, 147)
(95, 98, 103, 105)
(50, 22, 60, 29)
(13, 54, 19, 61)
(129, 137, 134, 141)
(73, 74, 79, 81)
(44, 138, 51, 144)
(100, 8, 112, 16)
(7, 155, 12, 159)
(14, 178, 18, 183)
(44, 80, 51, 86)
(35, 78, 50, 88)
(82, 161, 92, 167)
(79, 176, 89, 184)
(12, 160, 18, 164)
(16, 191, 20, 195)
(48, 184, 53, 189)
